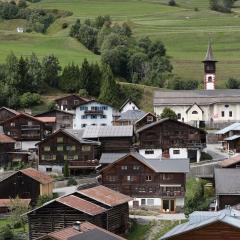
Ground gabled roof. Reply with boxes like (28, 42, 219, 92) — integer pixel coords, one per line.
(36, 129, 100, 146)
(82, 125, 133, 139)
(55, 94, 90, 102)
(136, 118, 205, 134)
(116, 110, 145, 122)
(215, 168, 240, 195)
(38, 221, 126, 240)
(20, 168, 53, 184)
(101, 152, 189, 173)
(0, 134, 16, 143)
(57, 195, 106, 216)
(185, 103, 204, 113)
(224, 135, 240, 141)
(0, 107, 20, 115)
(160, 209, 240, 240)
(219, 155, 240, 168)
(35, 109, 74, 117)
(119, 99, 139, 112)
(134, 112, 156, 124)
(215, 122, 240, 135)
(77, 185, 132, 207)
(99, 153, 128, 164)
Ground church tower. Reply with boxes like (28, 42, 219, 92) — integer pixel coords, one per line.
(202, 41, 217, 90)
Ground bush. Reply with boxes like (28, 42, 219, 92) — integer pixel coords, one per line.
(19, 92, 42, 108)
(67, 177, 78, 186)
(194, 7, 199, 11)
(62, 22, 68, 29)
(168, 0, 176, 6)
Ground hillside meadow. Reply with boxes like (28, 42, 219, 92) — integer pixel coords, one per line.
(0, 0, 240, 87)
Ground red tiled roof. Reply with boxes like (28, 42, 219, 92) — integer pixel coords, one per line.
(219, 155, 240, 168)
(20, 168, 53, 184)
(0, 198, 31, 207)
(0, 107, 20, 115)
(57, 195, 106, 216)
(44, 221, 126, 240)
(78, 185, 132, 207)
(0, 134, 16, 143)
(36, 117, 56, 123)
(1, 112, 45, 124)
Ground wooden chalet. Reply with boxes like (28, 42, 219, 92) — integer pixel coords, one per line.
(1, 113, 54, 141)
(0, 107, 19, 123)
(100, 152, 189, 213)
(134, 112, 157, 130)
(215, 168, 240, 210)
(136, 118, 206, 161)
(0, 168, 53, 204)
(82, 125, 133, 153)
(55, 94, 89, 111)
(36, 221, 126, 240)
(26, 185, 131, 240)
(37, 129, 100, 175)
(161, 208, 240, 240)
(35, 109, 74, 130)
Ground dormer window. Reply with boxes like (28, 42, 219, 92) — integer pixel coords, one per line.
(147, 116, 153, 123)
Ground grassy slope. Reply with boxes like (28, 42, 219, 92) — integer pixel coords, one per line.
(0, 0, 240, 87)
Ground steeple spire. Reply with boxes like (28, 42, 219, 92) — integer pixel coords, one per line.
(204, 41, 215, 62)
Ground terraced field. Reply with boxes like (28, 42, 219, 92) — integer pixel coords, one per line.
(1, 0, 240, 87)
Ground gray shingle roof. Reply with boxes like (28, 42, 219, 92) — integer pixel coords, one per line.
(117, 110, 145, 121)
(100, 153, 128, 164)
(215, 168, 240, 195)
(154, 89, 240, 106)
(204, 41, 216, 62)
(224, 135, 240, 141)
(160, 209, 240, 240)
(216, 123, 240, 135)
(82, 126, 133, 138)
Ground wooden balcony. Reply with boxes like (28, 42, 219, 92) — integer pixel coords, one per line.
(69, 159, 99, 169)
(84, 110, 104, 115)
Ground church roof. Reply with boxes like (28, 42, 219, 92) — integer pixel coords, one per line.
(203, 41, 217, 62)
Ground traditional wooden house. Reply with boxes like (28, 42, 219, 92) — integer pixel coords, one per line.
(55, 94, 89, 111)
(36, 221, 126, 240)
(134, 112, 157, 130)
(215, 168, 240, 210)
(26, 185, 131, 240)
(82, 125, 133, 153)
(37, 129, 100, 175)
(0, 168, 53, 204)
(100, 152, 189, 213)
(0, 107, 19, 123)
(161, 208, 240, 240)
(136, 118, 206, 162)
(1, 113, 54, 141)
(35, 109, 74, 130)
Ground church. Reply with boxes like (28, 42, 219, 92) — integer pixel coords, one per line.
(153, 42, 240, 128)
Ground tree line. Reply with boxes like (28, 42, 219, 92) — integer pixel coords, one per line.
(0, 0, 72, 33)
(209, 0, 237, 13)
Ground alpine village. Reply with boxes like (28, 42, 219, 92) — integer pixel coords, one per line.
(1, 0, 240, 239)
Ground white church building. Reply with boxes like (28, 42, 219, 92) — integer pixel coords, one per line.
(153, 42, 240, 127)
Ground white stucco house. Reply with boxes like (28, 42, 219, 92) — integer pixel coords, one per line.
(153, 89, 240, 128)
(73, 100, 114, 129)
(119, 99, 139, 113)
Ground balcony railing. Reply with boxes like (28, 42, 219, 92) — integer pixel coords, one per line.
(21, 125, 41, 130)
(69, 159, 98, 168)
(84, 110, 103, 115)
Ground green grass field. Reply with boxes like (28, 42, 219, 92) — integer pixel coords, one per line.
(1, 0, 240, 87)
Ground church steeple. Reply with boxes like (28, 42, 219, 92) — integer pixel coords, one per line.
(202, 41, 217, 90)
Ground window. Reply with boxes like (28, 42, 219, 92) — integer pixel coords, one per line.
(163, 173, 173, 180)
(177, 113, 181, 120)
(145, 175, 152, 181)
(147, 199, 154, 206)
(192, 111, 198, 114)
(107, 175, 116, 182)
(121, 165, 127, 170)
(126, 176, 136, 182)
(208, 76, 212, 82)
(221, 111, 225, 117)
(82, 145, 91, 152)
(80, 106, 88, 111)
(10, 122, 15, 127)
(148, 187, 155, 193)
(57, 145, 63, 151)
(133, 165, 140, 170)
(225, 105, 229, 108)
(81, 115, 87, 119)
(141, 199, 146, 205)
(62, 100, 67, 105)
(229, 111, 232, 117)
(147, 116, 153, 122)
(66, 145, 76, 151)
(57, 137, 63, 143)
(81, 124, 87, 128)
(46, 168, 52, 172)
(44, 146, 50, 152)
(145, 150, 154, 155)
(101, 123, 107, 126)
(173, 149, 180, 155)
(139, 187, 146, 193)
(91, 115, 97, 119)
(100, 115, 107, 119)
(74, 100, 79, 105)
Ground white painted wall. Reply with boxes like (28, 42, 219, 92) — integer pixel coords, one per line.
(20, 141, 39, 151)
(73, 101, 113, 129)
(129, 198, 161, 208)
(38, 165, 63, 174)
(139, 149, 162, 159)
(175, 197, 185, 207)
(169, 148, 188, 159)
(121, 101, 139, 113)
(205, 73, 215, 90)
(186, 104, 203, 122)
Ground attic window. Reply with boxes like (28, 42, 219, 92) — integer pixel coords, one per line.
(10, 122, 15, 127)
(192, 111, 198, 114)
(147, 116, 153, 122)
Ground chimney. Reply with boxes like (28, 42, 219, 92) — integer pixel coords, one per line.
(73, 221, 81, 231)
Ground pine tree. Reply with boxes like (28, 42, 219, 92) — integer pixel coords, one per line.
(63, 161, 70, 178)
(98, 64, 118, 106)
(79, 59, 91, 91)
